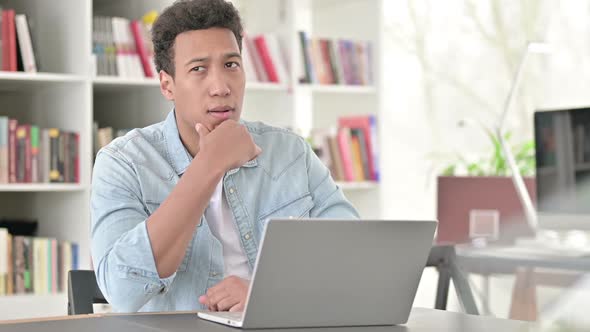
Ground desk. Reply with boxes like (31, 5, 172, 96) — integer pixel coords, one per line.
(0, 308, 534, 332)
(456, 246, 590, 321)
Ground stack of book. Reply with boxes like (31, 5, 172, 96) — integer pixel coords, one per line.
(0, 117, 79, 184)
(242, 33, 289, 85)
(309, 115, 379, 182)
(92, 11, 158, 79)
(0, 8, 38, 73)
(0, 227, 79, 295)
(298, 31, 373, 86)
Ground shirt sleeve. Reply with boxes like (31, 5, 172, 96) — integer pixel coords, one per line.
(90, 147, 176, 312)
(304, 141, 361, 219)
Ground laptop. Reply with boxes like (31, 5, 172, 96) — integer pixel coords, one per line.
(198, 218, 437, 329)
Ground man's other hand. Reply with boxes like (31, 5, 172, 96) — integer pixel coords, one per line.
(198, 275, 249, 312)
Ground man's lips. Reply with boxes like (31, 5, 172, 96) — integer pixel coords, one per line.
(207, 107, 234, 120)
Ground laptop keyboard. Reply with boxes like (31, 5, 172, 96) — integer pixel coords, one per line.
(208, 311, 243, 321)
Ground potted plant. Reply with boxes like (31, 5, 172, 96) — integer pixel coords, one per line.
(435, 128, 537, 245)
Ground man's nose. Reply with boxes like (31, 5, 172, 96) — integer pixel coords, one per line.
(208, 71, 231, 97)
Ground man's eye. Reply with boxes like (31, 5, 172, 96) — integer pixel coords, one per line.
(226, 62, 240, 68)
(191, 66, 205, 72)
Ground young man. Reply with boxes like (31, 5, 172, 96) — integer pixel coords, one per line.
(90, 0, 359, 313)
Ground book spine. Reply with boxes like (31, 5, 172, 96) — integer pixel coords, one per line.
(0, 117, 7, 183)
(49, 128, 61, 183)
(8, 119, 17, 183)
(6, 233, 12, 295)
(130, 20, 153, 77)
(337, 127, 355, 181)
(0, 228, 6, 296)
(73, 132, 80, 183)
(51, 239, 57, 293)
(253, 35, 279, 83)
(13, 236, 24, 294)
(23, 237, 33, 293)
(6, 9, 16, 71)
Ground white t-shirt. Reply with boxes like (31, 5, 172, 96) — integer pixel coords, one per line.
(204, 180, 251, 280)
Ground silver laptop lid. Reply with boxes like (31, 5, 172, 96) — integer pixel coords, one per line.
(241, 219, 437, 329)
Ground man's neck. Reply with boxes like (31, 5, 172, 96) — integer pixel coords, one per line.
(177, 120, 200, 158)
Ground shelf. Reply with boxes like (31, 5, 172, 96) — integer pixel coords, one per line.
(336, 181, 379, 190)
(0, 184, 87, 192)
(0, 293, 67, 320)
(298, 84, 377, 94)
(92, 76, 159, 91)
(0, 72, 86, 90)
(246, 81, 288, 92)
(576, 163, 590, 172)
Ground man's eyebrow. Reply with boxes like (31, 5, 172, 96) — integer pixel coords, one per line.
(184, 53, 242, 66)
(185, 57, 209, 66)
(224, 52, 242, 60)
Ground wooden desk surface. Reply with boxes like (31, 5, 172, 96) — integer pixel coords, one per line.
(0, 308, 535, 332)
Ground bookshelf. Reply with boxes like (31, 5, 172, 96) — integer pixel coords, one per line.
(0, 0, 383, 320)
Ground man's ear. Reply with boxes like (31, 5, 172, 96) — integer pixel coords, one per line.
(159, 70, 175, 101)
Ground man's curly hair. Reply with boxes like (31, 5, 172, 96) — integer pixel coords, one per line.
(152, 0, 243, 77)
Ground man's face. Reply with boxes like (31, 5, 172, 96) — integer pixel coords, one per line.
(161, 27, 245, 133)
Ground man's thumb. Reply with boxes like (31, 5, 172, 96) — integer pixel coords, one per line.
(195, 123, 210, 137)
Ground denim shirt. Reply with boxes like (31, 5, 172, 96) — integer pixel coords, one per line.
(90, 111, 360, 313)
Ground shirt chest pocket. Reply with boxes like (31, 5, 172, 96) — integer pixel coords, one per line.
(145, 201, 198, 272)
(257, 193, 315, 224)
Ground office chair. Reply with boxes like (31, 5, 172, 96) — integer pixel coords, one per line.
(67, 270, 108, 315)
(427, 245, 479, 315)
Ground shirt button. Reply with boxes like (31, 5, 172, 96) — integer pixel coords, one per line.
(211, 272, 218, 277)
(229, 188, 235, 194)
(244, 233, 251, 240)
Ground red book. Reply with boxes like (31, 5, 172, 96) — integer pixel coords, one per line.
(1, 10, 8, 70)
(253, 35, 279, 83)
(338, 115, 378, 181)
(130, 20, 154, 78)
(6, 10, 17, 71)
(336, 127, 355, 181)
(8, 119, 17, 183)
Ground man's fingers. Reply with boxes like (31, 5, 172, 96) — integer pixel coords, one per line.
(216, 297, 239, 312)
(195, 123, 211, 137)
(229, 302, 244, 312)
(254, 145, 262, 156)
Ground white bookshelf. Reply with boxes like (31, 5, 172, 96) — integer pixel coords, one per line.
(0, 0, 383, 320)
(0, 184, 87, 192)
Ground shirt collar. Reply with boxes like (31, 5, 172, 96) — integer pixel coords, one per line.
(163, 110, 258, 176)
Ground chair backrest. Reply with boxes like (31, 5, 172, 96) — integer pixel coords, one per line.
(67, 270, 108, 315)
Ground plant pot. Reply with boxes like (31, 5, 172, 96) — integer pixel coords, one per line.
(436, 175, 536, 245)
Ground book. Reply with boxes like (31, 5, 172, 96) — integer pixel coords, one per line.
(49, 128, 61, 183)
(337, 127, 355, 181)
(6, 232, 12, 295)
(338, 115, 379, 181)
(8, 119, 17, 183)
(0, 228, 7, 295)
(351, 128, 371, 180)
(23, 236, 33, 293)
(130, 20, 153, 78)
(30, 125, 39, 183)
(0, 116, 8, 183)
(349, 133, 365, 181)
(1, 9, 16, 71)
(13, 236, 25, 294)
(15, 124, 31, 183)
(14, 14, 37, 73)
